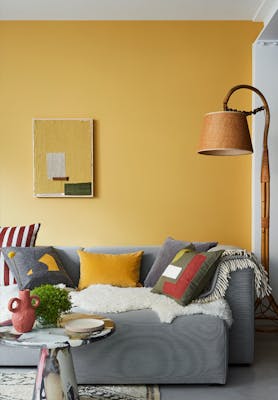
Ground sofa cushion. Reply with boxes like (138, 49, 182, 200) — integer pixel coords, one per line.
(53, 246, 82, 287)
(78, 250, 144, 289)
(72, 310, 228, 384)
(0, 223, 41, 286)
(2, 246, 74, 289)
(144, 237, 217, 287)
(151, 249, 223, 306)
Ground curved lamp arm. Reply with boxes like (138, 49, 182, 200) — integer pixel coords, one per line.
(223, 84, 270, 150)
(223, 84, 270, 270)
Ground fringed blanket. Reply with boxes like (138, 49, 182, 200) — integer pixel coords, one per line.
(194, 249, 271, 304)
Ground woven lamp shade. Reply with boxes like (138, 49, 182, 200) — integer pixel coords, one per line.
(198, 111, 253, 155)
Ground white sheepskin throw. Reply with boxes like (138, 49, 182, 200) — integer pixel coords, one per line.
(70, 285, 232, 325)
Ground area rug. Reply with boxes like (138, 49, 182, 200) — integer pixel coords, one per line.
(0, 371, 160, 400)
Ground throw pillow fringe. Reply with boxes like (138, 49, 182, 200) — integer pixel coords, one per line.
(193, 249, 271, 304)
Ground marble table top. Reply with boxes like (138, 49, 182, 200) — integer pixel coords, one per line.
(0, 313, 115, 349)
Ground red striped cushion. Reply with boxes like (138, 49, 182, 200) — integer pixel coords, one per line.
(0, 223, 41, 286)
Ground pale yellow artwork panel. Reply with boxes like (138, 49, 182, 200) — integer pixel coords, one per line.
(33, 119, 93, 197)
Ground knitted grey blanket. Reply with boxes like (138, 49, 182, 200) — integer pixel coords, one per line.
(194, 249, 271, 304)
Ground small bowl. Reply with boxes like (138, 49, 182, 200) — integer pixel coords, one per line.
(65, 318, 104, 334)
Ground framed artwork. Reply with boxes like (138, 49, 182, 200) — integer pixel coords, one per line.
(33, 118, 94, 197)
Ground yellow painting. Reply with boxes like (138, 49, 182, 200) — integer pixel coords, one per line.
(33, 119, 93, 197)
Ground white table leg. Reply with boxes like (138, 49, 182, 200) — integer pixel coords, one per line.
(32, 344, 79, 400)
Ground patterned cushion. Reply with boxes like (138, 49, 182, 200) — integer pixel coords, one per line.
(2, 246, 75, 290)
(151, 249, 224, 306)
(144, 237, 217, 287)
(0, 223, 41, 286)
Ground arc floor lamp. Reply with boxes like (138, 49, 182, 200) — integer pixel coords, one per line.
(198, 84, 278, 330)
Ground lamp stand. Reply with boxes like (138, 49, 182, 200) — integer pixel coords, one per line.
(224, 85, 278, 331)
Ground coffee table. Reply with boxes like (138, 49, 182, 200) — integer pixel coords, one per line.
(0, 313, 115, 400)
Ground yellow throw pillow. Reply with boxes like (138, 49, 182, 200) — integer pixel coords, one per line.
(78, 250, 144, 290)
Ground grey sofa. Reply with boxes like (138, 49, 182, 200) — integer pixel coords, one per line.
(0, 245, 254, 385)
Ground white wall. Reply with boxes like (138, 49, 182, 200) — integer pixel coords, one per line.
(253, 41, 278, 301)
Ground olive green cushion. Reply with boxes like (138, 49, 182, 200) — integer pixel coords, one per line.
(152, 249, 224, 306)
(144, 237, 217, 287)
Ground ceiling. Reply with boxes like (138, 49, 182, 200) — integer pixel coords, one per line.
(0, 0, 273, 21)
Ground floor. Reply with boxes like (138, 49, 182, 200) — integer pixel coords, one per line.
(160, 332, 278, 400)
(0, 332, 277, 400)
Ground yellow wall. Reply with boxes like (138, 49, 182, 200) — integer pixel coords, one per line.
(0, 21, 262, 248)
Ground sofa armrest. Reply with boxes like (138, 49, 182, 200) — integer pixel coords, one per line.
(225, 268, 254, 364)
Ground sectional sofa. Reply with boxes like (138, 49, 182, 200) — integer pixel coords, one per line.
(0, 245, 254, 384)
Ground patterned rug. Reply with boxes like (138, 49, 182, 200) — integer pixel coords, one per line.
(0, 371, 160, 400)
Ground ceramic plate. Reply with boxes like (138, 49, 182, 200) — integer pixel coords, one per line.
(65, 318, 104, 333)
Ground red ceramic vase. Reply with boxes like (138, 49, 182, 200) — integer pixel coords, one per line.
(8, 289, 40, 333)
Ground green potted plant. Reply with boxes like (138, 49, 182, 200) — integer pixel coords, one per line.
(31, 284, 72, 326)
